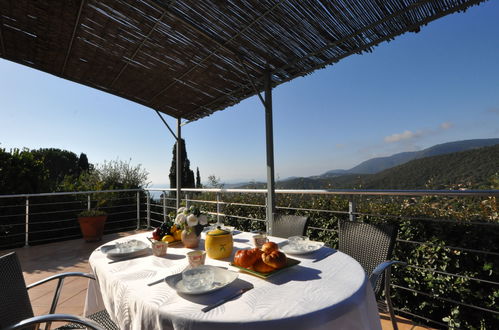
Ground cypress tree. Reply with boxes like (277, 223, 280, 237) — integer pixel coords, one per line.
(78, 153, 90, 174)
(196, 167, 202, 188)
(169, 139, 195, 190)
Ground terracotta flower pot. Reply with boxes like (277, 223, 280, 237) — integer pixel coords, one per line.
(78, 215, 107, 242)
(181, 229, 200, 248)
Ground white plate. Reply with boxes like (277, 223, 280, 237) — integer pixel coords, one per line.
(106, 240, 149, 259)
(280, 241, 325, 255)
(165, 266, 238, 295)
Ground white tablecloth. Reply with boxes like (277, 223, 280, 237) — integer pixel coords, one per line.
(85, 232, 381, 330)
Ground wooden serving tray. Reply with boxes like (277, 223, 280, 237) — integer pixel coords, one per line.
(230, 257, 301, 279)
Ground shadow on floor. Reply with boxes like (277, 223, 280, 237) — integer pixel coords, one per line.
(6, 230, 147, 274)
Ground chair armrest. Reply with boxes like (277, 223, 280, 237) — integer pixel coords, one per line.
(26, 272, 96, 315)
(27, 272, 95, 289)
(5, 313, 105, 330)
(369, 260, 406, 290)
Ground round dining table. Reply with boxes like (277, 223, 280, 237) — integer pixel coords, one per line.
(84, 231, 381, 330)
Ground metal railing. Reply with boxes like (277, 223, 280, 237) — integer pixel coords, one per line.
(0, 189, 142, 248)
(144, 188, 498, 329)
(1, 187, 498, 328)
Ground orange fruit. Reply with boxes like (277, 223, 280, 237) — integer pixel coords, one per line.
(174, 230, 182, 240)
(162, 235, 175, 243)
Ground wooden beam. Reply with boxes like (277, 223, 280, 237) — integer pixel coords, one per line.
(0, 17, 5, 57)
(61, 0, 86, 75)
(275, 0, 485, 87)
(278, 0, 478, 75)
(148, 0, 286, 103)
(110, 1, 177, 88)
(238, 57, 265, 107)
(146, 0, 264, 76)
(184, 0, 484, 119)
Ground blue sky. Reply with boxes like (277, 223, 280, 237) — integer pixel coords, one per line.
(1, 2, 498, 186)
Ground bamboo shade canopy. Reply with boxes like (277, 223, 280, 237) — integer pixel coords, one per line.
(0, 0, 486, 121)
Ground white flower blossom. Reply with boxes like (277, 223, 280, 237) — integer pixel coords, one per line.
(175, 213, 186, 225)
(177, 207, 186, 214)
(187, 214, 198, 227)
(198, 214, 208, 225)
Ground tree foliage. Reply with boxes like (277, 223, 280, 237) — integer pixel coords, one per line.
(168, 139, 195, 189)
(196, 167, 202, 188)
(0, 147, 148, 194)
(0, 148, 48, 194)
(77, 153, 90, 173)
(60, 159, 149, 192)
(0, 147, 93, 194)
(59, 159, 149, 212)
(31, 148, 80, 189)
(207, 175, 224, 188)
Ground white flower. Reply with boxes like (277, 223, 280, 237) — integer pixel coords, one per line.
(186, 214, 198, 227)
(177, 207, 186, 214)
(175, 213, 187, 225)
(198, 214, 208, 225)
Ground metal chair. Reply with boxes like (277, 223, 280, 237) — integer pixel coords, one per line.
(0, 252, 118, 330)
(338, 220, 406, 330)
(272, 214, 309, 238)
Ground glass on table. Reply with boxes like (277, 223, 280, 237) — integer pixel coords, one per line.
(252, 233, 268, 249)
(187, 250, 206, 268)
(182, 265, 214, 291)
(288, 236, 310, 251)
(151, 240, 168, 256)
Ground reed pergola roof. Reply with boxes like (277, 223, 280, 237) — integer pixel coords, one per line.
(0, 0, 486, 121)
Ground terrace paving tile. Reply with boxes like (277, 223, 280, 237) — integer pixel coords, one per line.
(4, 230, 432, 329)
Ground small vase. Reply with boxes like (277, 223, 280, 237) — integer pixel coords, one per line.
(181, 229, 200, 248)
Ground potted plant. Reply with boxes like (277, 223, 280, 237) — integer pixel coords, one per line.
(66, 170, 110, 242)
(76, 184, 110, 242)
(78, 208, 108, 242)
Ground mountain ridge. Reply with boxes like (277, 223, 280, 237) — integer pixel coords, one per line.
(234, 138, 499, 189)
(321, 138, 499, 176)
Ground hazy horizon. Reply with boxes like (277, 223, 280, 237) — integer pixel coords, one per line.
(148, 136, 499, 186)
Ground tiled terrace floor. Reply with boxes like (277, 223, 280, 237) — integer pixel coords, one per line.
(5, 231, 432, 330)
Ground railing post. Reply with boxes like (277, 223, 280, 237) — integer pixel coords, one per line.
(25, 197, 29, 247)
(176, 119, 182, 211)
(216, 192, 221, 225)
(265, 194, 270, 234)
(163, 190, 167, 222)
(349, 196, 356, 221)
(87, 194, 91, 211)
(136, 191, 140, 230)
(146, 191, 151, 229)
(185, 193, 190, 209)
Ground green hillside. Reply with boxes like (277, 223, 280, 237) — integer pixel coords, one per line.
(343, 138, 499, 174)
(241, 144, 499, 190)
(358, 144, 499, 189)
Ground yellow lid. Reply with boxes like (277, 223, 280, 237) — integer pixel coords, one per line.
(207, 227, 230, 236)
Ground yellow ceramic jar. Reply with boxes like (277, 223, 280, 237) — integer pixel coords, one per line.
(205, 227, 233, 259)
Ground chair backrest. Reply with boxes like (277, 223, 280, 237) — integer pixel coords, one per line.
(338, 220, 398, 294)
(272, 214, 309, 238)
(0, 252, 34, 329)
